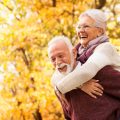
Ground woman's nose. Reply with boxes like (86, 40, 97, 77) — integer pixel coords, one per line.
(77, 29, 85, 36)
(76, 26, 85, 33)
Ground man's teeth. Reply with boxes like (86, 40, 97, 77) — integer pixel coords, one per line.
(57, 65, 66, 69)
(81, 36, 87, 38)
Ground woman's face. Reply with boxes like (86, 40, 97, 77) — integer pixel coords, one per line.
(76, 15, 101, 47)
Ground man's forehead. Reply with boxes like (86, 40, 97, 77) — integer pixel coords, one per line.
(50, 45, 67, 55)
(49, 42, 69, 57)
(50, 41, 68, 51)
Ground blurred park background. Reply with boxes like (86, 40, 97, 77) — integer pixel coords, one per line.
(0, 0, 120, 120)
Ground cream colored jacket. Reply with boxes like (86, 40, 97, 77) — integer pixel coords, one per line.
(52, 42, 120, 94)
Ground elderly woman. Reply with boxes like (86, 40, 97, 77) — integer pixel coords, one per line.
(55, 9, 120, 98)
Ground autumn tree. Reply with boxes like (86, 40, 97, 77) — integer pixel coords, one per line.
(0, 0, 119, 120)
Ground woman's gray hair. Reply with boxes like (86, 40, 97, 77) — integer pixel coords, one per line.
(48, 36, 73, 56)
(79, 9, 107, 32)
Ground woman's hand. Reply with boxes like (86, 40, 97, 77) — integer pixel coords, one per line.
(80, 79, 104, 99)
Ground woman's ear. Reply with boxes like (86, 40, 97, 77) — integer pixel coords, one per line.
(72, 47, 77, 60)
(98, 28, 104, 36)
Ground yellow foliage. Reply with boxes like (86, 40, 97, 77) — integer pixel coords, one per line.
(0, 0, 119, 120)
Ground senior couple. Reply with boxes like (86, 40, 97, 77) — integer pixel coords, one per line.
(48, 9, 120, 120)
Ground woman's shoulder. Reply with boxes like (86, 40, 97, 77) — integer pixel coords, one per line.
(94, 42, 115, 52)
(98, 42, 113, 48)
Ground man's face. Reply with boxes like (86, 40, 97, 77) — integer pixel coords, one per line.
(76, 15, 100, 47)
(49, 41, 74, 74)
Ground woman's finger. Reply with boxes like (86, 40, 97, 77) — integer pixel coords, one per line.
(89, 92, 97, 99)
(93, 87, 103, 94)
(92, 90, 103, 96)
(95, 83, 104, 90)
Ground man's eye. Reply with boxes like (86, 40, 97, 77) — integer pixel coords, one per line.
(59, 55, 63, 58)
(51, 58, 55, 62)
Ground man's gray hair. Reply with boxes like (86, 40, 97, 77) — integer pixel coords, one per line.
(79, 9, 107, 31)
(48, 36, 73, 56)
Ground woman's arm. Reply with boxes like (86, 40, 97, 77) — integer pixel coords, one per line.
(57, 43, 118, 94)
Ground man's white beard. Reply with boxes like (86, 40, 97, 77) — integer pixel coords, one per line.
(52, 63, 73, 87)
(51, 52, 74, 87)
(56, 52, 74, 76)
(56, 63, 73, 75)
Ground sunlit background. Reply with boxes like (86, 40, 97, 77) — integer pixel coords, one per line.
(0, 0, 120, 120)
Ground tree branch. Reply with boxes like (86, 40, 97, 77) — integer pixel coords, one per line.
(16, 48, 30, 67)
(95, 0, 106, 9)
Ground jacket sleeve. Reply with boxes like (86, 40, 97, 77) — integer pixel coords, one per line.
(57, 43, 119, 94)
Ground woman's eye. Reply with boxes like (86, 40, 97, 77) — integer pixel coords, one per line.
(84, 25, 90, 28)
(77, 25, 90, 29)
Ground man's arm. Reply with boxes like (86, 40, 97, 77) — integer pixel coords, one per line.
(57, 43, 119, 94)
(55, 91, 71, 120)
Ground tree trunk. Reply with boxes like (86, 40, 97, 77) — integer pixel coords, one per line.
(52, 0, 56, 7)
(33, 109, 42, 120)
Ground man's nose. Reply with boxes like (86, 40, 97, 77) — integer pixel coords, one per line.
(56, 57, 62, 66)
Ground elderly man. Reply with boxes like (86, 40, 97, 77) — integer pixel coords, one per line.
(48, 36, 120, 120)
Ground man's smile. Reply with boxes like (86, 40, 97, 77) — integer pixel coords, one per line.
(58, 65, 67, 72)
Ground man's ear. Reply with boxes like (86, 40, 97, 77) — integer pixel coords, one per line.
(72, 47, 77, 60)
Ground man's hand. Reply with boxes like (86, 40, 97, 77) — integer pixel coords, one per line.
(80, 79, 104, 99)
